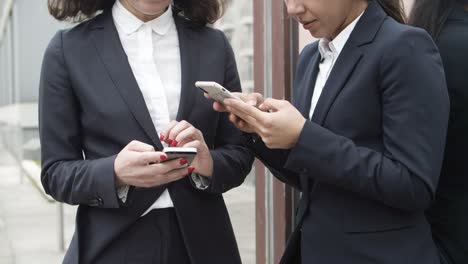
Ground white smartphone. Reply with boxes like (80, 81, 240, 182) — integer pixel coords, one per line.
(195, 81, 240, 104)
(163, 147, 197, 168)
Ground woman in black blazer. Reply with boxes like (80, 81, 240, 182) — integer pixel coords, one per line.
(214, 0, 450, 263)
(410, 1, 468, 263)
(39, 0, 253, 263)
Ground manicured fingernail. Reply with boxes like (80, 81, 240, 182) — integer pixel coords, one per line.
(188, 167, 195, 174)
(160, 135, 165, 141)
(179, 159, 187, 166)
(172, 140, 178, 147)
(160, 155, 167, 161)
(167, 139, 173, 145)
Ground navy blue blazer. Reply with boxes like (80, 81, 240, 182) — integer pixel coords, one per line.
(39, 8, 254, 264)
(249, 1, 450, 263)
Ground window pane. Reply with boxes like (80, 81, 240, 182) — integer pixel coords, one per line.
(215, 1, 256, 263)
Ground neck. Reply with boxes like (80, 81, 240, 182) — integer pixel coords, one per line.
(120, 0, 166, 22)
(329, 0, 368, 40)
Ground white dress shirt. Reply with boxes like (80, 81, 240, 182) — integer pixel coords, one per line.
(309, 12, 364, 119)
(113, 0, 181, 214)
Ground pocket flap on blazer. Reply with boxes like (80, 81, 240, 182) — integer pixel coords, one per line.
(344, 223, 416, 234)
(341, 211, 423, 234)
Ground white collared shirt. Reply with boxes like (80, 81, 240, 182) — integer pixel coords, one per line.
(113, 0, 181, 213)
(309, 12, 364, 119)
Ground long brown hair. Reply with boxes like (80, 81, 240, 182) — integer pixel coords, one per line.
(374, 0, 406, 24)
(48, 0, 225, 26)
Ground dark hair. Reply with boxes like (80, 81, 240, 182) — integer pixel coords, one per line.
(409, 0, 467, 39)
(374, 0, 406, 24)
(48, 0, 225, 26)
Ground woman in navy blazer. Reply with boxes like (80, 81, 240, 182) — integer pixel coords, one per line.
(214, 0, 450, 263)
(410, 1, 468, 263)
(39, 0, 253, 263)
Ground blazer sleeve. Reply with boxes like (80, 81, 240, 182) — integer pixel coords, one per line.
(240, 44, 318, 191)
(202, 31, 255, 193)
(247, 137, 301, 190)
(39, 31, 120, 209)
(282, 28, 450, 212)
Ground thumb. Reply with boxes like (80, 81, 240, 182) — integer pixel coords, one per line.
(259, 98, 282, 112)
(126, 140, 155, 152)
(246, 93, 265, 107)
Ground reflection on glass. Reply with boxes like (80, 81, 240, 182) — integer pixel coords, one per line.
(215, 1, 256, 263)
(217, 0, 254, 94)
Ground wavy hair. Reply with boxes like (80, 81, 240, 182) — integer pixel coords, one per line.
(48, 0, 225, 26)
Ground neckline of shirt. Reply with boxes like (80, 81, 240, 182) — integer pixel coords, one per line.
(318, 11, 365, 59)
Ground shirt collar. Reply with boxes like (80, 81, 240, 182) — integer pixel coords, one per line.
(319, 11, 364, 59)
(112, 0, 174, 36)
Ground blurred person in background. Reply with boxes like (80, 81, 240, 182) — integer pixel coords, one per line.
(410, 1, 468, 263)
(39, 0, 253, 263)
(213, 0, 450, 263)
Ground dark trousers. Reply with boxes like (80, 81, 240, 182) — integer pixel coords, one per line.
(95, 208, 191, 264)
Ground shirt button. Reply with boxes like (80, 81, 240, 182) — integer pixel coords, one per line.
(97, 196, 104, 206)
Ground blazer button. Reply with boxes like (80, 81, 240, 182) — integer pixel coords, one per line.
(97, 196, 104, 206)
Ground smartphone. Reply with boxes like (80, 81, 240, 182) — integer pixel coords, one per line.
(195, 81, 240, 104)
(163, 147, 197, 168)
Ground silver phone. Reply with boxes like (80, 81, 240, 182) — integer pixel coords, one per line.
(163, 147, 197, 168)
(195, 81, 240, 104)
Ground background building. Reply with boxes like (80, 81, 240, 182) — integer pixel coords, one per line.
(218, 0, 254, 94)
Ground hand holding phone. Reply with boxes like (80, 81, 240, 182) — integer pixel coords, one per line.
(163, 147, 197, 168)
(195, 81, 241, 104)
(115, 141, 194, 188)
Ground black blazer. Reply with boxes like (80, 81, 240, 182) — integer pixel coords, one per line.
(39, 9, 254, 264)
(249, 2, 450, 263)
(426, 4, 468, 264)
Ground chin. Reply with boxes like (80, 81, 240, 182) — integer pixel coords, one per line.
(308, 30, 325, 39)
(136, 5, 168, 16)
(138, 1, 170, 15)
(142, 9, 166, 16)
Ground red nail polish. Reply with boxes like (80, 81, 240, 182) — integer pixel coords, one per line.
(188, 167, 195, 174)
(172, 140, 178, 147)
(180, 159, 187, 166)
(160, 155, 167, 161)
(160, 135, 165, 141)
(167, 139, 173, 145)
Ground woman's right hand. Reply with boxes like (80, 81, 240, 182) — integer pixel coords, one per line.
(114, 140, 192, 188)
(210, 92, 265, 134)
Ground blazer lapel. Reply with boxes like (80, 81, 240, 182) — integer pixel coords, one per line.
(310, 0, 386, 125)
(174, 16, 200, 121)
(89, 11, 163, 149)
(311, 47, 363, 125)
(295, 50, 321, 118)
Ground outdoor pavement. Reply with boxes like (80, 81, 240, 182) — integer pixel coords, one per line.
(0, 147, 255, 264)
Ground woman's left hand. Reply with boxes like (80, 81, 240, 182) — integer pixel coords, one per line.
(224, 98, 306, 149)
(160, 120, 214, 177)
